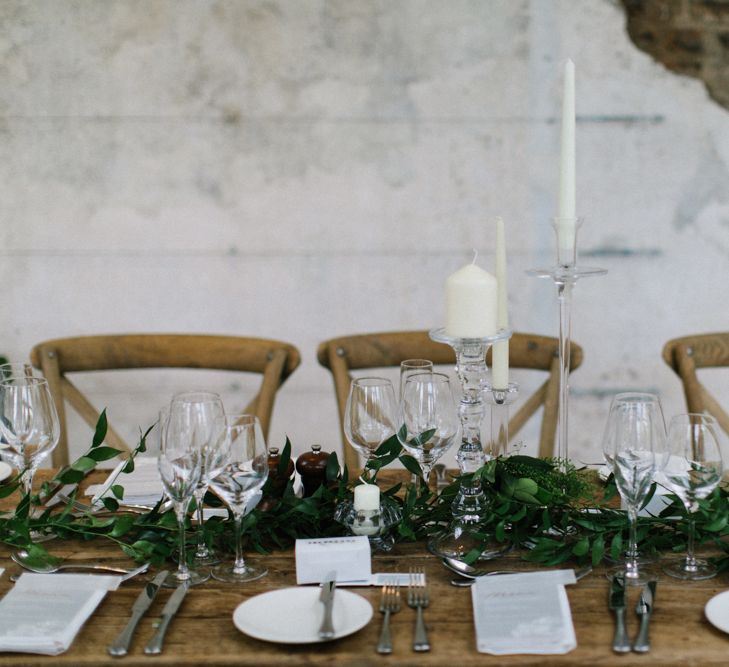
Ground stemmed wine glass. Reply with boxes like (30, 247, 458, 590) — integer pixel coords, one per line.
(344, 378, 398, 466)
(169, 391, 227, 567)
(399, 360, 433, 398)
(397, 372, 460, 486)
(0, 376, 60, 517)
(209, 415, 269, 583)
(602, 392, 667, 585)
(662, 413, 724, 580)
(158, 409, 219, 587)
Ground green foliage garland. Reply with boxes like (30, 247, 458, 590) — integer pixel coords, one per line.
(2, 414, 729, 571)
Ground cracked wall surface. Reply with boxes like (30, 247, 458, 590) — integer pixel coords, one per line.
(1, 0, 728, 465)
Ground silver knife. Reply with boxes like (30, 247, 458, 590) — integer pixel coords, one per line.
(143, 581, 189, 655)
(609, 574, 631, 653)
(108, 570, 169, 657)
(318, 571, 336, 640)
(633, 580, 656, 653)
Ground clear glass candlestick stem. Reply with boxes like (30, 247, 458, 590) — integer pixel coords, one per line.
(527, 217, 605, 470)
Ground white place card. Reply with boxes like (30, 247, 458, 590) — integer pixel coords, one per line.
(471, 569, 577, 655)
(295, 536, 371, 584)
(0, 573, 122, 655)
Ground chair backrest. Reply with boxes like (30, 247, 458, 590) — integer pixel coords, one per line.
(317, 330, 583, 471)
(30, 334, 301, 466)
(662, 332, 729, 437)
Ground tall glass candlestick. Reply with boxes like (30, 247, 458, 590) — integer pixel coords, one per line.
(528, 217, 605, 469)
(428, 326, 512, 560)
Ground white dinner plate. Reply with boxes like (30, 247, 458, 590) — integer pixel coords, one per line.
(233, 586, 373, 644)
(705, 590, 729, 633)
(0, 462, 11, 483)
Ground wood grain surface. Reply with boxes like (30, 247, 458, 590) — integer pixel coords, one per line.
(1, 473, 728, 666)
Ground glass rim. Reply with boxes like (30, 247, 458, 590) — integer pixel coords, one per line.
(0, 375, 49, 387)
(400, 359, 434, 369)
(403, 371, 450, 385)
(170, 390, 223, 404)
(352, 376, 393, 388)
(611, 392, 661, 404)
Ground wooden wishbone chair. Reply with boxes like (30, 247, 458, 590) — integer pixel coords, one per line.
(662, 332, 729, 437)
(317, 330, 583, 471)
(30, 334, 301, 467)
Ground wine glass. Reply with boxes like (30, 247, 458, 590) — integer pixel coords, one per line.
(602, 392, 667, 585)
(158, 409, 210, 587)
(344, 377, 398, 465)
(662, 413, 724, 580)
(399, 359, 433, 398)
(169, 391, 226, 567)
(0, 376, 60, 502)
(397, 372, 460, 485)
(209, 415, 269, 583)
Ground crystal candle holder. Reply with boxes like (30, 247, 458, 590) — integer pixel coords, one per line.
(334, 500, 402, 552)
(427, 326, 513, 560)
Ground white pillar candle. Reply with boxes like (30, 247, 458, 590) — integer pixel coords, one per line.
(444, 259, 497, 338)
(492, 217, 509, 389)
(353, 483, 380, 511)
(557, 59, 576, 255)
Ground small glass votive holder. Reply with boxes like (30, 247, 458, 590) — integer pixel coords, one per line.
(334, 500, 402, 552)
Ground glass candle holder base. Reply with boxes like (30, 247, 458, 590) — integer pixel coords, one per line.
(427, 523, 512, 561)
(334, 500, 402, 553)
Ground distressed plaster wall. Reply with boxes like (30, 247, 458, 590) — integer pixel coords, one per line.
(1, 0, 728, 466)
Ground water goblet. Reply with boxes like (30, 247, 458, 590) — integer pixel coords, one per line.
(158, 410, 210, 587)
(399, 359, 433, 399)
(602, 392, 667, 585)
(397, 372, 460, 487)
(344, 377, 398, 466)
(169, 391, 226, 567)
(662, 413, 724, 581)
(0, 376, 60, 540)
(209, 415, 269, 583)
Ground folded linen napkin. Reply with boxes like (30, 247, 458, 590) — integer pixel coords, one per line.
(85, 456, 163, 507)
(0, 573, 122, 655)
(471, 569, 577, 655)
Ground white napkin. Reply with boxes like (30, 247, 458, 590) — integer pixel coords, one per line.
(0, 573, 122, 655)
(472, 569, 577, 655)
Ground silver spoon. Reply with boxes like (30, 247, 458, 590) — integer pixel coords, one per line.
(11, 550, 150, 578)
(443, 557, 592, 586)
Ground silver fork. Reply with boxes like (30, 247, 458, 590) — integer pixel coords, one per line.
(407, 567, 430, 652)
(376, 582, 401, 654)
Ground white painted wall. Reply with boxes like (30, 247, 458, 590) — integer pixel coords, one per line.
(2, 0, 728, 466)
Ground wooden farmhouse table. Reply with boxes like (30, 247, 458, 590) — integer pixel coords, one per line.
(1, 471, 729, 666)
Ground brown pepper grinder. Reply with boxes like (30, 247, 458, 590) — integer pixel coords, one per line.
(258, 447, 296, 511)
(295, 444, 330, 497)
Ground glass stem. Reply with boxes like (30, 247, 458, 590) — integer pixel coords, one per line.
(232, 512, 246, 573)
(685, 512, 697, 571)
(194, 487, 207, 556)
(176, 504, 190, 580)
(625, 506, 639, 579)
